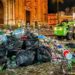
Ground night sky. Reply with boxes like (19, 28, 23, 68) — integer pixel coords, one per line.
(48, 0, 75, 13)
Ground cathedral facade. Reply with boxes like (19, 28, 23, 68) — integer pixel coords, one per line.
(0, 0, 48, 27)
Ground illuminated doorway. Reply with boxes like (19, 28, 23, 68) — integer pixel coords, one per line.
(26, 10, 30, 25)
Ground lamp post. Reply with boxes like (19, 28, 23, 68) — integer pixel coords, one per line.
(57, 0, 64, 23)
(52, 0, 64, 24)
(57, 0, 59, 24)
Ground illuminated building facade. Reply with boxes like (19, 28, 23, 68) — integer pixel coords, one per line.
(0, 0, 48, 27)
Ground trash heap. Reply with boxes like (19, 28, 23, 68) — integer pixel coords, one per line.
(65, 43, 75, 71)
(38, 35, 74, 71)
(0, 28, 52, 70)
(0, 28, 73, 72)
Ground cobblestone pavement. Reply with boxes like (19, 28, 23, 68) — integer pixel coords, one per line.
(0, 63, 65, 75)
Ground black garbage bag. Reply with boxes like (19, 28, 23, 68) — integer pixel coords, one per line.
(22, 34, 38, 50)
(22, 39, 39, 49)
(22, 40, 32, 49)
(0, 57, 7, 65)
(7, 50, 17, 58)
(25, 31, 37, 40)
(65, 43, 75, 48)
(4, 35, 22, 58)
(16, 50, 35, 66)
(0, 43, 7, 57)
(0, 43, 7, 65)
(5, 36, 22, 51)
(6, 56, 18, 69)
(37, 46, 52, 62)
(22, 31, 38, 49)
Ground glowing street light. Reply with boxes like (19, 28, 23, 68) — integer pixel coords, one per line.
(52, 0, 64, 23)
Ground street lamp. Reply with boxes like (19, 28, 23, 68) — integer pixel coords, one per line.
(57, 0, 59, 24)
(52, 0, 64, 24)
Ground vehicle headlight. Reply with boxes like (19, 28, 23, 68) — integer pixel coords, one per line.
(59, 28, 62, 30)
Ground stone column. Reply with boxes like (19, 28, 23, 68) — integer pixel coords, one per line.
(42, 0, 48, 25)
(4, 0, 15, 25)
(37, 0, 42, 25)
(31, 0, 36, 26)
(9, 0, 13, 25)
(15, 0, 25, 26)
(4, 0, 8, 25)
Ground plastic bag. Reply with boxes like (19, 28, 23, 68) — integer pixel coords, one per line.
(37, 46, 52, 62)
(6, 56, 17, 69)
(0, 34, 7, 44)
(16, 50, 35, 66)
(5, 36, 22, 51)
(12, 28, 25, 39)
(0, 43, 7, 57)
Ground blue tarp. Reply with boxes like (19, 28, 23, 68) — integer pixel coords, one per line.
(37, 35, 46, 39)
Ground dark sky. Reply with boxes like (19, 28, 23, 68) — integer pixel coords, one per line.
(48, 0, 75, 13)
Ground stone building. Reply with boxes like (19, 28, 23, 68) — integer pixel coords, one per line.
(0, 0, 48, 28)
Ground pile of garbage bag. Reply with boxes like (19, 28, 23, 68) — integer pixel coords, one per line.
(0, 28, 73, 71)
(37, 46, 52, 62)
(16, 50, 35, 66)
(0, 29, 52, 70)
